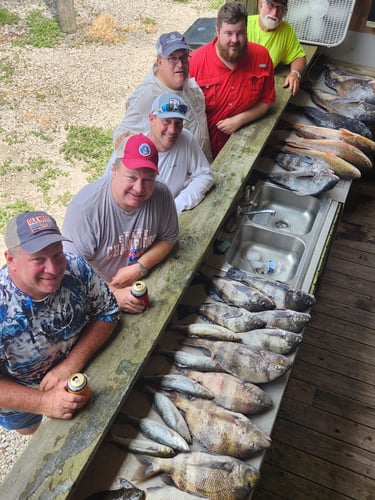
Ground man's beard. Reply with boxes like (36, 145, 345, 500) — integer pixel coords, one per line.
(216, 40, 247, 64)
(261, 15, 281, 30)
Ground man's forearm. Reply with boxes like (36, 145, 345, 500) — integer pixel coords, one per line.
(62, 320, 117, 374)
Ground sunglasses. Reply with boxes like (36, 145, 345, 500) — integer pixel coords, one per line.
(154, 103, 188, 115)
(166, 55, 190, 65)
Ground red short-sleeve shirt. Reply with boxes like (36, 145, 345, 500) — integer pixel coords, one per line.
(190, 39, 275, 158)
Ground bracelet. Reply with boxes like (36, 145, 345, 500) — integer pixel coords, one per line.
(291, 69, 301, 80)
(136, 261, 148, 278)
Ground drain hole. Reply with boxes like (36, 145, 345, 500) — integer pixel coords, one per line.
(273, 219, 290, 230)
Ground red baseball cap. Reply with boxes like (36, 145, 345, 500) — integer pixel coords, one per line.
(116, 134, 159, 173)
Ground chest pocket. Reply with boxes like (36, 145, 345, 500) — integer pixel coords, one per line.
(198, 78, 221, 112)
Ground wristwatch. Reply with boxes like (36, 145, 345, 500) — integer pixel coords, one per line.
(136, 261, 148, 278)
(291, 69, 301, 79)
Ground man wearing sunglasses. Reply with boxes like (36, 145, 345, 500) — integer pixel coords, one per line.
(102, 93, 214, 214)
(113, 31, 212, 162)
(247, 0, 306, 96)
(190, 1, 275, 159)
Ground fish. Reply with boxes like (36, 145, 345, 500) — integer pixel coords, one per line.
(198, 302, 267, 332)
(145, 485, 207, 499)
(323, 63, 375, 104)
(136, 451, 260, 500)
(252, 309, 311, 333)
(184, 338, 292, 383)
(119, 414, 190, 452)
(268, 168, 339, 196)
(286, 103, 373, 139)
(284, 137, 372, 171)
(308, 87, 375, 124)
(110, 433, 176, 457)
(226, 266, 316, 311)
(155, 346, 222, 372)
(185, 369, 273, 414)
(170, 392, 271, 458)
(235, 328, 303, 354)
(175, 322, 302, 354)
(144, 386, 192, 443)
(208, 276, 276, 311)
(171, 322, 243, 341)
(289, 123, 375, 155)
(273, 146, 362, 180)
(142, 374, 215, 399)
(84, 478, 145, 500)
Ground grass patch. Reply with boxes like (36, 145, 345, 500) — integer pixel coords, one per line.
(0, 7, 19, 26)
(0, 157, 67, 203)
(0, 59, 15, 84)
(14, 9, 62, 48)
(0, 201, 34, 233)
(61, 125, 113, 181)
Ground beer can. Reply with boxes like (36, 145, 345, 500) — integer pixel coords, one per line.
(67, 373, 91, 400)
(131, 280, 150, 308)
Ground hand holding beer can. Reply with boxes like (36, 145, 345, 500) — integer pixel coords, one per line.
(131, 280, 150, 308)
(67, 373, 91, 401)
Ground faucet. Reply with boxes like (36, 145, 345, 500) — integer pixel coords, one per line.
(237, 206, 276, 217)
(225, 206, 275, 233)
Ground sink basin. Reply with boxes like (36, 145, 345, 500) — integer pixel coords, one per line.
(226, 225, 306, 283)
(246, 183, 321, 235)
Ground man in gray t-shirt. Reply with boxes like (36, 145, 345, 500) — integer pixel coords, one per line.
(62, 134, 178, 313)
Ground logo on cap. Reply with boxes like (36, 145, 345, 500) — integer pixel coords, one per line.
(26, 214, 59, 235)
(138, 143, 152, 158)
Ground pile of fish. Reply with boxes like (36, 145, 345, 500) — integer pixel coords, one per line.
(104, 266, 315, 499)
(264, 61, 375, 195)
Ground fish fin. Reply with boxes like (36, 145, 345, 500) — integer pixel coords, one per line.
(132, 455, 157, 480)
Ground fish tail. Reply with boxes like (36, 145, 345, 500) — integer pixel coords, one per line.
(133, 455, 159, 480)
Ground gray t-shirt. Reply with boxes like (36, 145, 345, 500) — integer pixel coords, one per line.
(62, 176, 178, 283)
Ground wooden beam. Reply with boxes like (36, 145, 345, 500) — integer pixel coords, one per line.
(55, 0, 77, 34)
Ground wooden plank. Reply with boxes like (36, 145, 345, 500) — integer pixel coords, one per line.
(279, 397, 375, 453)
(271, 418, 375, 480)
(303, 327, 375, 365)
(314, 389, 375, 429)
(316, 280, 375, 314)
(321, 269, 375, 299)
(306, 311, 375, 347)
(253, 461, 350, 500)
(259, 441, 375, 500)
(333, 221, 375, 254)
(0, 45, 320, 500)
(311, 297, 375, 331)
(283, 378, 316, 406)
(296, 343, 375, 385)
(292, 359, 375, 407)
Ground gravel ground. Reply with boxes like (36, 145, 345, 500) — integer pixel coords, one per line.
(0, 0, 217, 484)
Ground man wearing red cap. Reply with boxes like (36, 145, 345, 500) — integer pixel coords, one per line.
(62, 134, 178, 313)
(247, 0, 306, 96)
(0, 211, 119, 434)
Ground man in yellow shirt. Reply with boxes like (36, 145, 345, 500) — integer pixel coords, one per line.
(247, 0, 306, 96)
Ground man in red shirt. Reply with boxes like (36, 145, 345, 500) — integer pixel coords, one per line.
(189, 1, 275, 159)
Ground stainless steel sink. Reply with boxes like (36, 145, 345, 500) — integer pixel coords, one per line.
(245, 183, 321, 235)
(226, 225, 306, 283)
(222, 181, 334, 288)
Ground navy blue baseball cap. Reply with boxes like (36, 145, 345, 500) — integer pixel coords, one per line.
(5, 211, 71, 253)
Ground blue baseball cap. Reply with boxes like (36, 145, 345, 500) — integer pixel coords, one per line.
(151, 93, 190, 121)
(5, 211, 71, 253)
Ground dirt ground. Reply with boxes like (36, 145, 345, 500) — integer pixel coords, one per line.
(0, 0, 217, 259)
